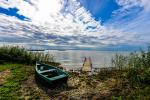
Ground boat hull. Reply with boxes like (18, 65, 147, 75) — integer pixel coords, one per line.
(35, 62, 69, 87)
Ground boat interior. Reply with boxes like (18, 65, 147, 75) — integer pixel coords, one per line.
(37, 64, 64, 78)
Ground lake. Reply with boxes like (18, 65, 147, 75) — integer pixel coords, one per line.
(46, 50, 132, 69)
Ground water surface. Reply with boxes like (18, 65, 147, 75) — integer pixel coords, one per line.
(46, 50, 132, 69)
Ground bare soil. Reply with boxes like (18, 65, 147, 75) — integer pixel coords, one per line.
(21, 75, 50, 100)
(20, 73, 124, 100)
(0, 70, 11, 85)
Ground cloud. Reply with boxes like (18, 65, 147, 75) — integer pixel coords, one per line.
(0, 0, 149, 49)
(105, 0, 150, 45)
(116, 0, 150, 12)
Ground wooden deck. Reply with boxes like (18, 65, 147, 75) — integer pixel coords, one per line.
(82, 57, 92, 72)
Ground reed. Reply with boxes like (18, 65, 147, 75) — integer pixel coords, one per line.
(112, 46, 150, 85)
(0, 46, 56, 64)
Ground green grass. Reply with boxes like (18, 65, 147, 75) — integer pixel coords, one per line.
(0, 45, 150, 99)
(0, 63, 20, 71)
(0, 46, 60, 99)
(0, 46, 57, 65)
(0, 63, 34, 100)
(111, 46, 150, 99)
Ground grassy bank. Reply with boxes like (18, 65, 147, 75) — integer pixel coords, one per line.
(0, 63, 34, 99)
(110, 46, 150, 99)
(0, 63, 149, 99)
(0, 46, 59, 65)
(0, 46, 57, 99)
(112, 46, 150, 86)
(0, 46, 150, 99)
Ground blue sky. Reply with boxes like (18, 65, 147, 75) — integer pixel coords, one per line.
(78, 0, 120, 23)
(0, 7, 29, 20)
(0, 0, 150, 50)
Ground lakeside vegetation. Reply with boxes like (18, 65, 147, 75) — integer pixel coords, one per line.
(112, 46, 150, 86)
(0, 46, 60, 66)
(110, 46, 150, 99)
(0, 46, 57, 99)
(0, 46, 150, 99)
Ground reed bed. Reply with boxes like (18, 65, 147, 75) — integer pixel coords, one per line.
(110, 46, 150, 99)
(112, 46, 150, 85)
(0, 46, 56, 64)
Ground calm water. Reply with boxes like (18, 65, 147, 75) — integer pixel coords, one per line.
(46, 50, 132, 69)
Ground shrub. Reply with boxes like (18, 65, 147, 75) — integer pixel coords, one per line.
(143, 68, 150, 84)
(112, 45, 150, 85)
(0, 46, 56, 65)
(111, 54, 128, 70)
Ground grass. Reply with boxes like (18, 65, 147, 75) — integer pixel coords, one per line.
(111, 46, 150, 99)
(0, 63, 51, 99)
(0, 46, 59, 99)
(0, 63, 149, 99)
(0, 63, 34, 99)
(0, 45, 150, 99)
(0, 46, 59, 65)
(0, 46, 61, 99)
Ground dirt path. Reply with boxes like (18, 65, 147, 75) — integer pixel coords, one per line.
(0, 70, 11, 85)
(21, 75, 50, 100)
(20, 73, 125, 99)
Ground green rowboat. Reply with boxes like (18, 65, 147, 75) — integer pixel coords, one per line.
(35, 62, 69, 86)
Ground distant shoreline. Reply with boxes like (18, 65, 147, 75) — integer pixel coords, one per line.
(27, 49, 45, 51)
(35, 49, 144, 52)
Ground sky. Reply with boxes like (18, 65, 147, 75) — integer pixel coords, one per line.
(0, 0, 150, 50)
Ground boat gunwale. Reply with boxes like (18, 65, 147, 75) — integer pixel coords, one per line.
(35, 62, 69, 82)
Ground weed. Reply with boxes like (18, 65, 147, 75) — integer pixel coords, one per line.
(0, 46, 55, 64)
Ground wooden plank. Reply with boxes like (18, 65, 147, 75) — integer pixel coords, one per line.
(39, 69, 56, 74)
(82, 57, 92, 72)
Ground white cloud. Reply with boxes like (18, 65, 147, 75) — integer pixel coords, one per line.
(105, 0, 150, 45)
(0, 0, 148, 49)
(116, 0, 142, 8)
(116, 0, 150, 12)
(0, 0, 63, 23)
(0, 0, 109, 36)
